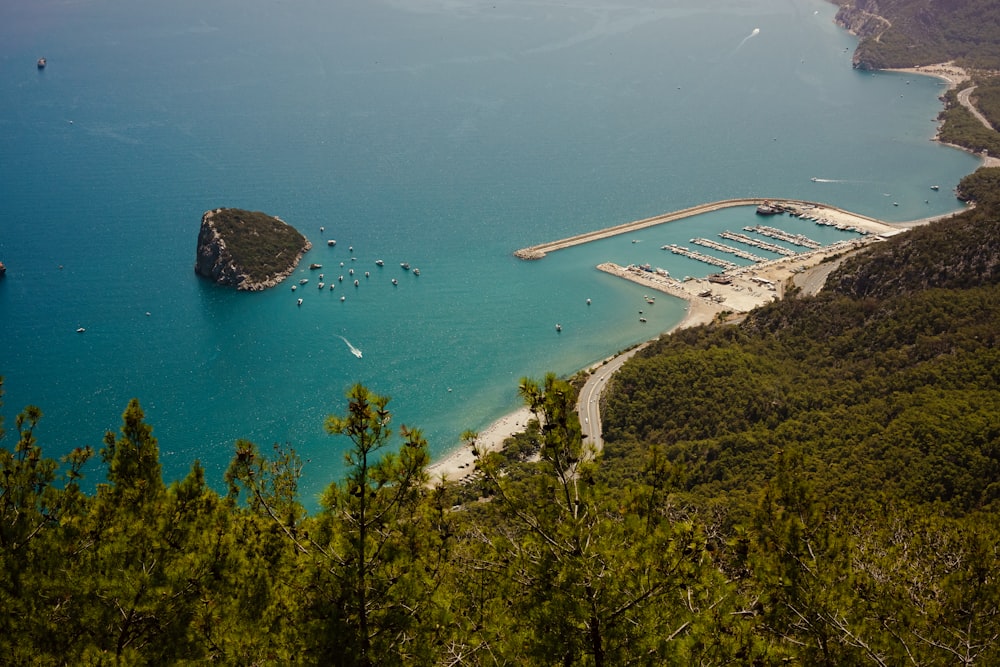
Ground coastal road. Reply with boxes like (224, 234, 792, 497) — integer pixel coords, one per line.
(957, 86, 996, 133)
(578, 342, 652, 454)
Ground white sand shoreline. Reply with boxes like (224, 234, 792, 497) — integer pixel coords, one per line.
(427, 296, 718, 485)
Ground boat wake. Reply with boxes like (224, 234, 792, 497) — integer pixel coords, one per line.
(338, 335, 363, 359)
(811, 177, 841, 183)
(734, 27, 760, 52)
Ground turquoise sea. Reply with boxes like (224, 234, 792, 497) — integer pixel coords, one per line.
(0, 0, 979, 502)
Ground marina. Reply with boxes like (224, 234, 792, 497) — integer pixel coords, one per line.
(517, 199, 910, 318)
(514, 198, 892, 260)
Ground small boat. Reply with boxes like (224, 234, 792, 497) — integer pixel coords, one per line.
(0, 261, 6, 277)
(320, 226, 325, 232)
(364, 271, 370, 278)
(330, 284, 336, 290)
(318, 274, 324, 280)
(810, 177, 818, 182)
(291, 284, 297, 291)
(392, 278, 398, 286)
(318, 282, 325, 289)
(309, 263, 322, 270)
(338, 275, 344, 282)
(412, 268, 420, 276)
(639, 317, 647, 323)
(76, 327, 85, 333)
(349, 268, 354, 275)
(328, 240, 336, 246)
(340, 295, 346, 302)
(37, 58, 46, 69)
(353, 279, 359, 287)
(400, 262, 410, 270)
(375, 259, 384, 267)
(555, 324, 562, 332)
(930, 185, 940, 191)
(893, 202, 899, 207)
(349, 246, 354, 252)
(297, 298, 303, 306)
(586, 298, 591, 305)
(299, 278, 309, 285)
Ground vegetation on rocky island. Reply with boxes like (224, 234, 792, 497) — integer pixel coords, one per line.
(201, 208, 310, 286)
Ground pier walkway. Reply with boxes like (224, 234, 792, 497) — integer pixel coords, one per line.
(513, 198, 893, 259)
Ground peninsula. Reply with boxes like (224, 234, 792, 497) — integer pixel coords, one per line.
(194, 208, 311, 291)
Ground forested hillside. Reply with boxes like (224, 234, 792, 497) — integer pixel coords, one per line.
(834, 0, 1000, 69)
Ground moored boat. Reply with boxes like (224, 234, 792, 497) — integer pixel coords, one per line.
(37, 58, 46, 69)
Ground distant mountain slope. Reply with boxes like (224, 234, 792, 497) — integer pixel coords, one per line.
(833, 0, 1000, 69)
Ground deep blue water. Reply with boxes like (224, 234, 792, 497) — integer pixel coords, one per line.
(0, 0, 979, 503)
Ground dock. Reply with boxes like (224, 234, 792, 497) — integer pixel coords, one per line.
(743, 224, 822, 249)
(719, 231, 798, 256)
(663, 244, 738, 271)
(690, 238, 768, 263)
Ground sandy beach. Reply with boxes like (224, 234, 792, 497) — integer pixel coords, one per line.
(428, 406, 535, 484)
(427, 275, 727, 485)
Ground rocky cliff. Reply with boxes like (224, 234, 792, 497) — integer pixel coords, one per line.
(834, 1, 892, 69)
(194, 208, 311, 291)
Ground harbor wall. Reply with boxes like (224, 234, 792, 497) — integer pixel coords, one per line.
(514, 198, 890, 259)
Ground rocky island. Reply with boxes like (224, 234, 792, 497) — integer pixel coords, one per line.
(194, 208, 311, 290)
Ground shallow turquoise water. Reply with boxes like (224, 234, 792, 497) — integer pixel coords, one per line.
(0, 0, 979, 502)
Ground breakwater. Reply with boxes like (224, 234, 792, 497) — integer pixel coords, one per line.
(514, 198, 893, 259)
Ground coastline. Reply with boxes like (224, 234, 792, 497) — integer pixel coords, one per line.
(884, 62, 1000, 168)
(427, 290, 720, 485)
